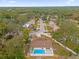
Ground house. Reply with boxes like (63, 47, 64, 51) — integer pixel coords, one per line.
(30, 37, 54, 56)
(49, 21, 60, 32)
(23, 20, 35, 29)
(41, 17, 47, 21)
(23, 23, 30, 28)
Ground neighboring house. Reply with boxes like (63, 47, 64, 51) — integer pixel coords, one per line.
(23, 23, 35, 31)
(30, 38, 54, 56)
(41, 17, 47, 21)
(49, 21, 60, 32)
(23, 23, 30, 28)
(23, 20, 35, 28)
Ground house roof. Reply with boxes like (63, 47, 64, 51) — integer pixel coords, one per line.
(30, 37, 52, 48)
(23, 23, 30, 28)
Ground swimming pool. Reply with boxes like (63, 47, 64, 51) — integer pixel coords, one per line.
(33, 49, 45, 54)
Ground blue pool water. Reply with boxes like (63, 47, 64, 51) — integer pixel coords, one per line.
(34, 49, 45, 54)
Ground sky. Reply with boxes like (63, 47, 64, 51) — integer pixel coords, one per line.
(0, 0, 79, 7)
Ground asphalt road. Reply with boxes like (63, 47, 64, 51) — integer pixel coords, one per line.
(39, 18, 46, 33)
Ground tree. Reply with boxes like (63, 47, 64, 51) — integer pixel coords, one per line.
(22, 28, 30, 44)
(0, 23, 7, 37)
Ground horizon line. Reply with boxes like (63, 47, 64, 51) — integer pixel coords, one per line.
(0, 6, 79, 7)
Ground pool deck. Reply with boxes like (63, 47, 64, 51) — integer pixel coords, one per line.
(30, 48, 54, 56)
(26, 55, 65, 59)
(30, 54, 54, 56)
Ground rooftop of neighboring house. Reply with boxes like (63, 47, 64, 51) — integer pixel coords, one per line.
(30, 37, 52, 48)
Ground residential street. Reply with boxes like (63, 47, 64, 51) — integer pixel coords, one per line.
(29, 18, 47, 37)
